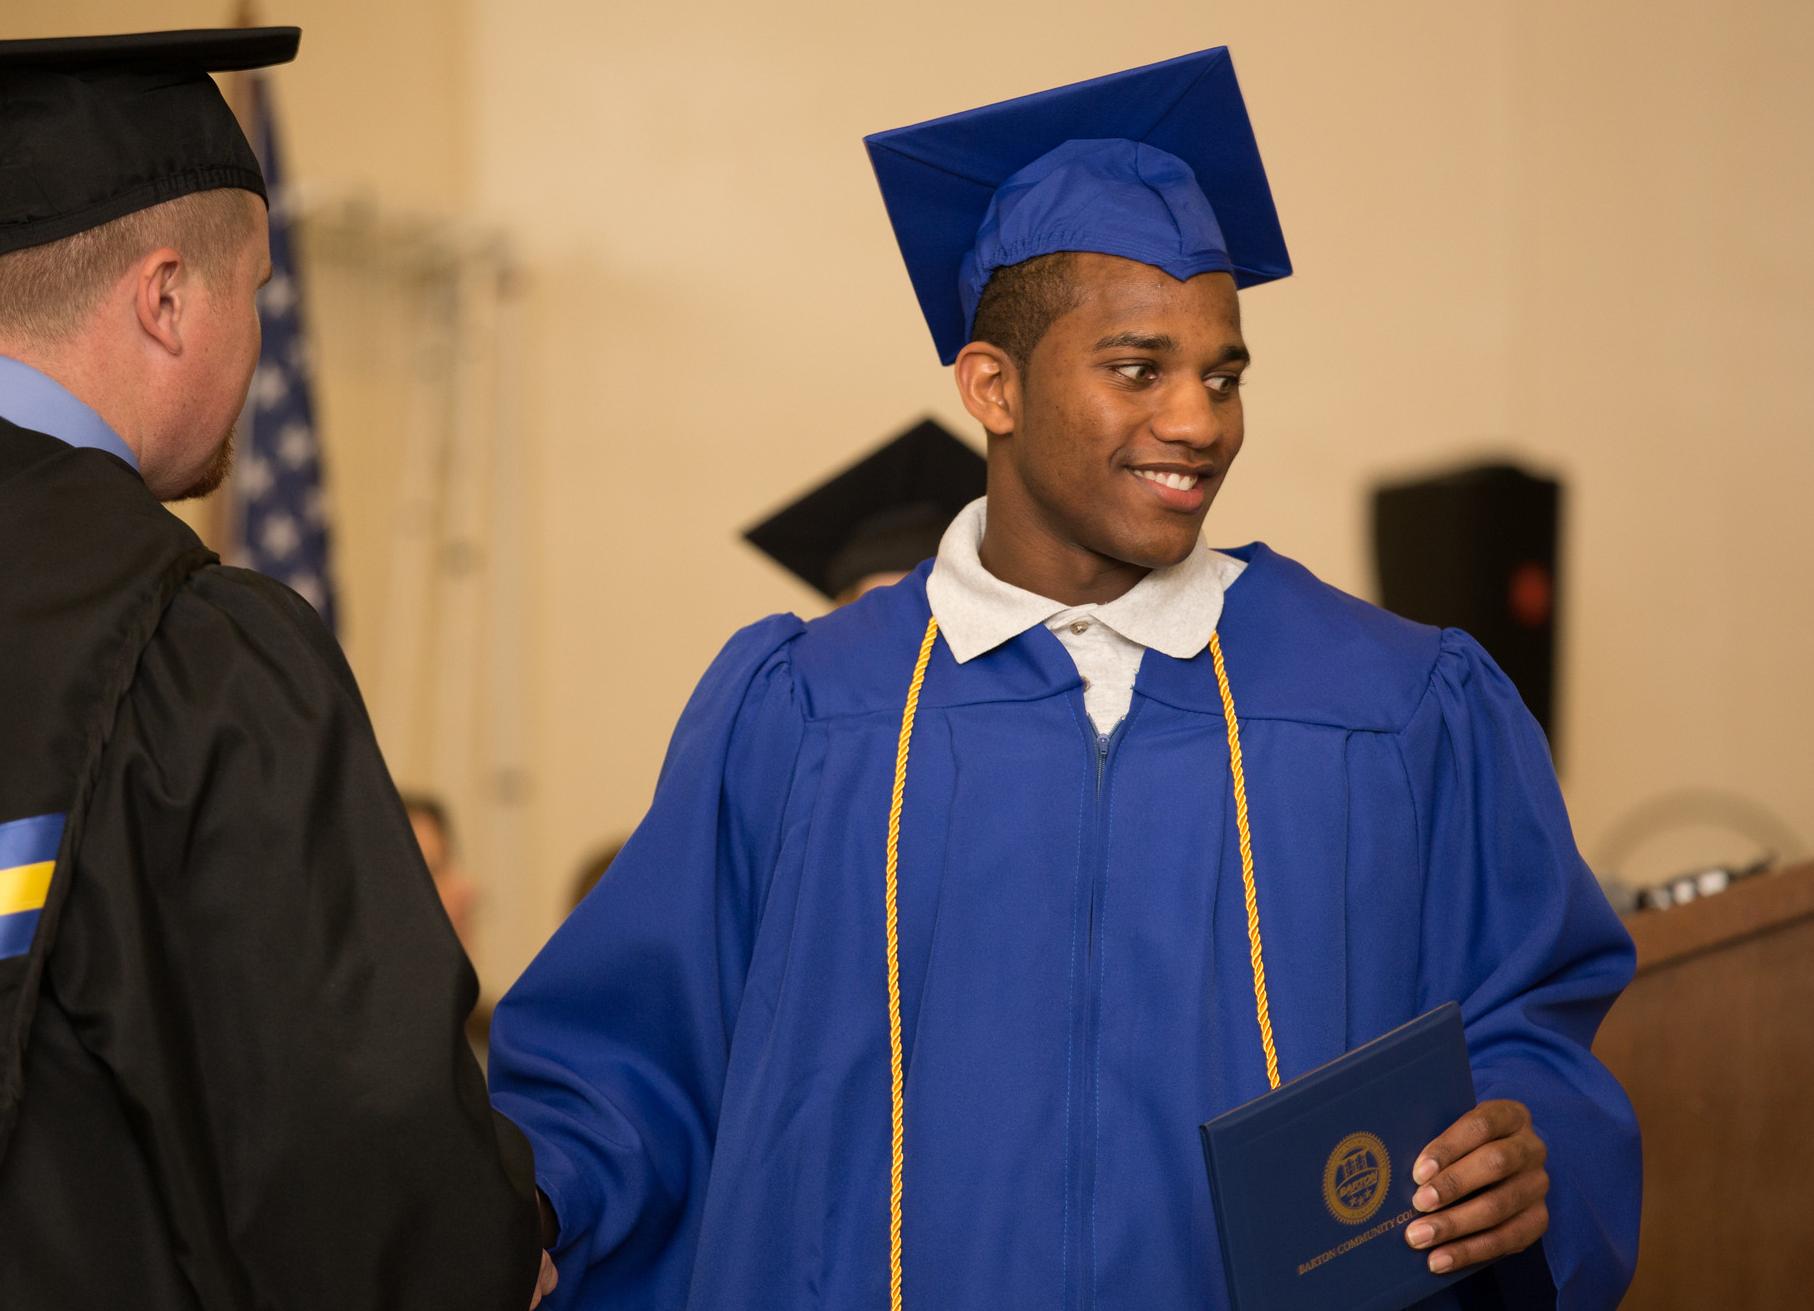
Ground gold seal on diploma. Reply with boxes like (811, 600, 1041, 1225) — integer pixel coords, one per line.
(1323, 1131, 1391, 1225)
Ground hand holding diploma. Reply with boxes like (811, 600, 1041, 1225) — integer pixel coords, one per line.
(1404, 1099, 1551, 1275)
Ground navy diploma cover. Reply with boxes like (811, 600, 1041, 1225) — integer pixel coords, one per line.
(1200, 1003, 1479, 1310)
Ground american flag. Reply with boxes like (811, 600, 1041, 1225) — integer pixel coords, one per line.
(233, 74, 336, 633)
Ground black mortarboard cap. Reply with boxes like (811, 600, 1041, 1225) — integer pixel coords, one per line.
(0, 27, 300, 256)
(744, 418, 987, 599)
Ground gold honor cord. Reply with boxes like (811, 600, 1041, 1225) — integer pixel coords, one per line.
(885, 615, 940, 1311)
(1209, 630, 1281, 1092)
(882, 618, 1279, 1307)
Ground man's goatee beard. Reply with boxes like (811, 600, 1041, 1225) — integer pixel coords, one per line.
(167, 427, 236, 503)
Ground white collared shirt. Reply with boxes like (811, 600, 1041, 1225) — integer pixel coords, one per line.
(926, 498, 1246, 735)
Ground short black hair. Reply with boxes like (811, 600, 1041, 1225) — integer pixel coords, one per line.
(968, 251, 1082, 373)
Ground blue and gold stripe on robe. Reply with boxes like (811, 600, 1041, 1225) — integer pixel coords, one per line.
(0, 813, 65, 961)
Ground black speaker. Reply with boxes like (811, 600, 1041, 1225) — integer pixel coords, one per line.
(1371, 463, 1562, 744)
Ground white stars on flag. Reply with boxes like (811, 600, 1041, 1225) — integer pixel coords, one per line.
(259, 512, 301, 561)
(237, 453, 274, 501)
(232, 76, 337, 633)
(288, 572, 325, 611)
(252, 362, 289, 410)
(261, 271, 297, 317)
(277, 420, 313, 470)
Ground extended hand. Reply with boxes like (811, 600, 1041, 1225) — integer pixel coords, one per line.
(529, 1251, 558, 1308)
(1403, 1098, 1548, 1275)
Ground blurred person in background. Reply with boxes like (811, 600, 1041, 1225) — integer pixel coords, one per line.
(403, 792, 500, 1067)
(0, 28, 549, 1309)
(403, 791, 482, 950)
(744, 416, 985, 608)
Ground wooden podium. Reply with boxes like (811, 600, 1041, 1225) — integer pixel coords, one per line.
(1593, 860, 1814, 1308)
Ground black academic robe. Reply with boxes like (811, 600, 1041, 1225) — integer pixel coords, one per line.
(0, 418, 540, 1309)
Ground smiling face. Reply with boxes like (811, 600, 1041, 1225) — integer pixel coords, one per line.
(954, 253, 1248, 603)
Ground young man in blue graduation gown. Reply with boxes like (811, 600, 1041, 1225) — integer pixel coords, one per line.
(490, 49, 1639, 1309)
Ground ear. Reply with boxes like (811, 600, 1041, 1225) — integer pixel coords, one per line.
(131, 247, 187, 357)
(953, 341, 1019, 438)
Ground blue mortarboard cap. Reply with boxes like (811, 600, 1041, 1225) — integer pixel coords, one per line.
(865, 47, 1290, 365)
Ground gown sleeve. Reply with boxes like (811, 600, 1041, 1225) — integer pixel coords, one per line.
(48, 568, 542, 1311)
(487, 614, 809, 1290)
(1398, 629, 1641, 1309)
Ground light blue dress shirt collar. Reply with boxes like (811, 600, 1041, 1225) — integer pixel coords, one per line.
(0, 354, 140, 472)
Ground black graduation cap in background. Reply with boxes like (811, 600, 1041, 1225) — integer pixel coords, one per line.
(744, 418, 987, 600)
(0, 27, 301, 256)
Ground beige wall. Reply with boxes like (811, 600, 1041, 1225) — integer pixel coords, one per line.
(466, 2, 1533, 991)
(1506, 0, 1814, 879)
(468, 0, 1811, 986)
(13, 2, 471, 208)
(14, 2, 1811, 992)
